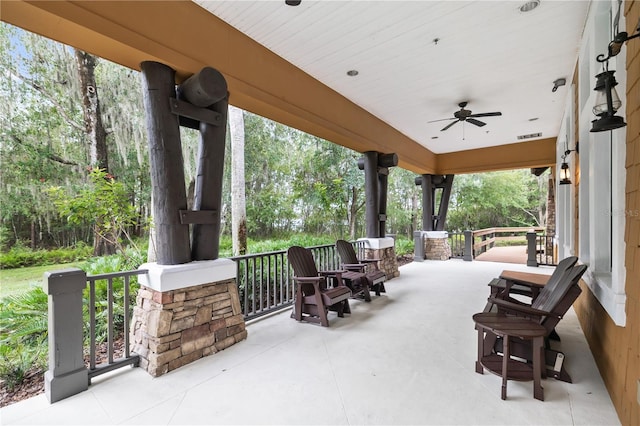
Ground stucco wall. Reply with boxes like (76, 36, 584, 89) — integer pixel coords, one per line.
(573, 2, 640, 425)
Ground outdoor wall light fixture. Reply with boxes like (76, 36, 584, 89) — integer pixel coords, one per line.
(590, 8, 640, 132)
(559, 142, 578, 186)
(559, 162, 571, 185)
(590, 70, 626, 132)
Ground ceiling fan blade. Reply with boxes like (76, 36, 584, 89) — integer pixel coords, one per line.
(466, 118, 486, 127)
(441, 120, 459, 131)
(469, 112, 502, 118)
(428, 118, 456, 123)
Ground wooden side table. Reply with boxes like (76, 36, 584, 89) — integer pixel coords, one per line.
(473, 312, 546, 401)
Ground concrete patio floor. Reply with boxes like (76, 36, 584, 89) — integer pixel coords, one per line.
(1, 260, 620, 425)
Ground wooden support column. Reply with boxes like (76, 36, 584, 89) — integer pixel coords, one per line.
(437, 175, 454, 231)
(363, 151, 380, 238)
(378, 167, 389, 237)
(177, 68, 229, 261)
(415, 174, 455, 232)
(141, 61, 191, 265)
(359, 152, 398, 238)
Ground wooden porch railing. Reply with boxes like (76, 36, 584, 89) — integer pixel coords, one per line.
(420, 227, 556, 265)
(472, 227, 544, 258)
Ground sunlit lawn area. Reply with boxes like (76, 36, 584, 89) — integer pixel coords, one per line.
(1, 262, 84, 298)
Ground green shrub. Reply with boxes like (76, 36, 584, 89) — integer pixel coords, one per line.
(394, 236, 414, 256)
(0, 244, 92, 269)
(0, 344, 43, 391)
(0, 287, 49, 390)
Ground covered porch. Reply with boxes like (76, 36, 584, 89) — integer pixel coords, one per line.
(1, 260, 618, 425)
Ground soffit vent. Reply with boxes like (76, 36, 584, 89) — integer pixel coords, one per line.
(517, 132, 542, 140)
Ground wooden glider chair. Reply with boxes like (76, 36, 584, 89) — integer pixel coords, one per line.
(287, 246, 352, 327)
(335, 239, 387, 297)
(485, 256, 579, 341)
(477, 263, 587, 384)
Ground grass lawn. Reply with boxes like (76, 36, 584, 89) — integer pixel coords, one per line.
(1, 262, 84, 299)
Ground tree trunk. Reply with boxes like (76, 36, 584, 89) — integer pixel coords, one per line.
(75, 49, 114, 255)
(349, 186, 358, 240)
(229, 105, 247, 256)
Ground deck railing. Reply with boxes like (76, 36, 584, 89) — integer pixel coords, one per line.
(448, 232, 465, 258)
(85, 269, 147, 380)
(471, 227, 545, 257)
(45, 240, 366, 402)
(418, 227, 555, 265)
(533, 233, 557, 266)
(231, 240, 365, 320)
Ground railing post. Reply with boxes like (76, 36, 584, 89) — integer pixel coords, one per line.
(526, 231, 538, 267)
(43, 268, 89, 403)
(463, 230, 473, 261)
(413, 231, 424, 261)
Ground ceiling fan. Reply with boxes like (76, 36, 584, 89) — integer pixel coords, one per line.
(429, 101, 502, 132)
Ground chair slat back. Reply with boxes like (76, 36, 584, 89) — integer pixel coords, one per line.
(336, 239, 359, 265)
(532, 264, 587, 314)
(287, 246, 323, 297)
(287, 246, 319, 277)
(529, 256, 578, 309)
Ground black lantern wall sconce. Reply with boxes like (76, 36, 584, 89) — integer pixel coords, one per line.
(559, 141, 579, 186)
(591, 13, 640, 132)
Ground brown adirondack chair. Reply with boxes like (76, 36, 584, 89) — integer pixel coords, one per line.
(287, 246, 352, 327)
(335, 239, 387, 296)
(478, 263, 587, 383)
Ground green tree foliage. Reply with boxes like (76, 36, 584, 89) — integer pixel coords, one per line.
(0, 24, 152, 250)
(48, 168, 138, 255)
(446, 170, 548, 231)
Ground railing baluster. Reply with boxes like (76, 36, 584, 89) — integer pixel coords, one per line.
(90, 279, 96, 370)
(107, 278, 114, 364)
(124, 275, 131, 358)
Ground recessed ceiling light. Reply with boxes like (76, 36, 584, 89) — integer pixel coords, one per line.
(519, 0, 540, 13)
(285, 0, 301, 6)
(346, 70, 359, 77)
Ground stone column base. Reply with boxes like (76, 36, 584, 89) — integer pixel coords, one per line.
(423, 231, 452, 261)
(359, 237, 399, 279)
(131, 265, 247, 377)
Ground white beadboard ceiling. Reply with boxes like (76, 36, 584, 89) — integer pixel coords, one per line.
(195, 0, 589, 154)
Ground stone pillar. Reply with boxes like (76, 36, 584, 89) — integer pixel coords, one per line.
(132, 259, 247, 377)
(43, 269, 89, 403)
(359, 237, 399, 279)
(423, 231, 452, 261)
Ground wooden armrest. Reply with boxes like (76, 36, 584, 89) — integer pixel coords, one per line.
(342, 263, 367, 269)
(319, 270, 345, 276)
(489, 297, 561, 319)
(510, 281, 545, 289)
(293, 276, 323, 283)
(358, 258, 380, 263)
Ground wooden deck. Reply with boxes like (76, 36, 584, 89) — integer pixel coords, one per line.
(474, 245, 527, 264)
